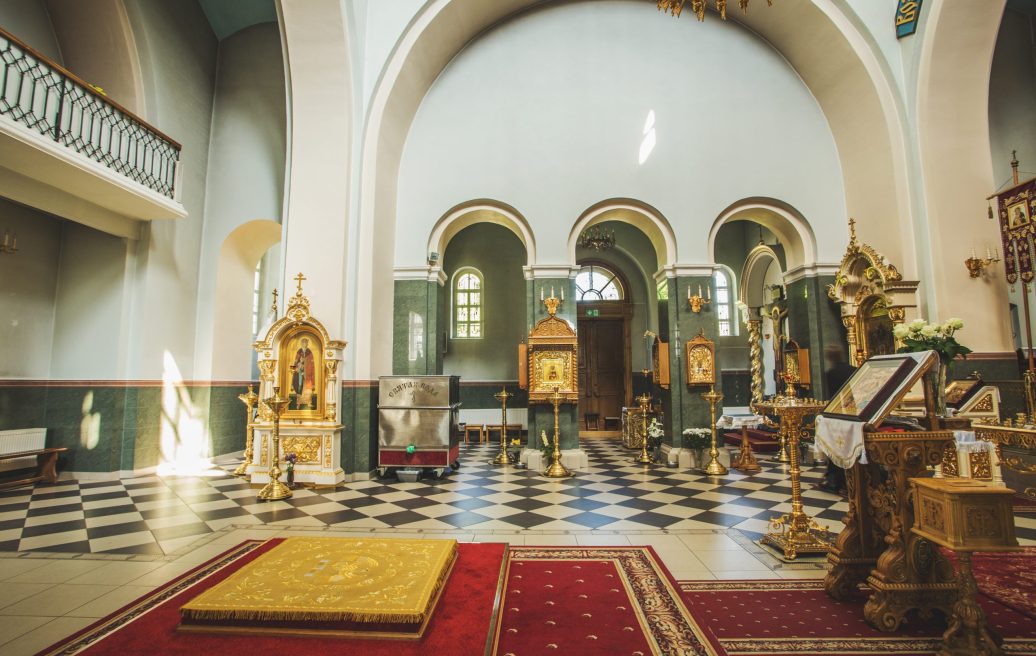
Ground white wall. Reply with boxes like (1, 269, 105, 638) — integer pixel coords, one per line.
(121, 0, 217, 379)
(194, 22, 286, 379)
(990, 8, 1036, 351)
(0, 199, 60, 378)
(0, 0, 62, 62)
(51, 223, 128, 379)
(395, 1, 847, 268)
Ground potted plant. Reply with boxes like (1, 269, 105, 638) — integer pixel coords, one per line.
(893, 318, 970, 416)
(682, 428, 711, 469)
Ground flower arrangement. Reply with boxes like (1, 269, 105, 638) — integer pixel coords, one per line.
(646, 418, 665, 450)
(894, 318, 971, 364)
(284, 452, 297, 487)
(682, 428, 711, 451)
(540, 430, 553, 460)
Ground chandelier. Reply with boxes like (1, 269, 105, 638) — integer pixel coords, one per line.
(658, 0, 772, 22)
(577, 226, 616, 252)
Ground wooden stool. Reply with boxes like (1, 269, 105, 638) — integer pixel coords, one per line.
(463, 424, 483, 444)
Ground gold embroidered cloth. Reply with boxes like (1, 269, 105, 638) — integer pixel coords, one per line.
(180, 537, 457, 624)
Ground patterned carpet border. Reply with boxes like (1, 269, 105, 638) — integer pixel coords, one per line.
(39, 540, 268, 656)
(676, 579, 1036, 656)
(506, 546, 722, 656)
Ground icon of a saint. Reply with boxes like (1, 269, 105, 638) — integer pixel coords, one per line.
(291, 337, 316, 409)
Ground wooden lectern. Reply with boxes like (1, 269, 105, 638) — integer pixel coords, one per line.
(822, 352, 959, 632)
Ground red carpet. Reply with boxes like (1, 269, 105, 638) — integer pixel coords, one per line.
(677, 579, 1036, 655)
(945, 546, 1036, 622)
(723, 429, 779, 452)
(36, 539, 507, 656)
(495, 546, 723, 656)
(1015, 494, 1036, 513)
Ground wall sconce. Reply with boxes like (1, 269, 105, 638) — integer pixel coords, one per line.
(965, 245, 1000, 278)
(540, 285, 564, 315)
(1, 229, 17, 255)
(687, 283, 710, 313)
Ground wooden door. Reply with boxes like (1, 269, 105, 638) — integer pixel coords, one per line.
(578, 319, 625, 428)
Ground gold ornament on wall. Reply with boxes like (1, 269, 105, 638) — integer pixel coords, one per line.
(658, 0, 772, 22)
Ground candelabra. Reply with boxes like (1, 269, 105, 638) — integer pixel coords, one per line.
(491, 387, 516, 466)
(964, 246, 1000, 278)
(701, 386, 728, 476)
(687, 283, 711, 313)
(232, 386, 259, 477)
(634, 393, 653, 465)
(257, 387, 292, 501)
(0, 229, 18, 255)
(543, 387, 573, 478)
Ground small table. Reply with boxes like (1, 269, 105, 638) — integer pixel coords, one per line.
(910, 477, 1019, 656)
(0, 447, 68, 489)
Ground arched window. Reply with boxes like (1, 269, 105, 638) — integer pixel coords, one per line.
(575, 264, 624, 301)
(453, 269, 483, 338)
(715, 268, 738, 336)
(251, 262, 262, 337)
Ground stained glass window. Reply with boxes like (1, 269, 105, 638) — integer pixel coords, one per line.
(453, 269, 483, 339)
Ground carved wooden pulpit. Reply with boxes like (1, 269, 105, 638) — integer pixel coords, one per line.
(821, 351, 959, 631)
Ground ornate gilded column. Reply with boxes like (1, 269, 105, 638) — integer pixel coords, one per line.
(842, 315, 863, 367)
(747, 318, 764, 404)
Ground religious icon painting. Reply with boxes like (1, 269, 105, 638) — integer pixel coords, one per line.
(684, 330, 716, 386)
(279, 326, 324, 418)
(1007, 199, 1031, 230)
(823, 351, 937, 425)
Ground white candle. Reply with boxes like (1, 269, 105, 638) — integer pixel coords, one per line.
(687, 285, 691, 300)
(540, 287, 544, 300)
(561, 288, 564, 301)
(551, 286, 555, 298)
(971, 247, 976, 258)
(707, 285, 711, 301)
(698, 284, 702, 297)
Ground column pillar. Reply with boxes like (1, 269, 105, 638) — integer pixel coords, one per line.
(392, 266, 446, 375)
(784, 272, 846, 399)
(657, 268, 723, 467)
(524, 267, 586, 470)
(746, 310, 765, 404)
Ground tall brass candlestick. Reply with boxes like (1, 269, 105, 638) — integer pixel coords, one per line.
(634, 393, 653, 465)
(257, 386, 292, 501)
(232, 386, 259, 477)
(752, 395, 828, 560)
(543, 387, 573, 478)
(701, 386, 728, 476)
(491, 387, 516, 466)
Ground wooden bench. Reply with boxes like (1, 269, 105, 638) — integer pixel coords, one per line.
(0, 447, 68, 489)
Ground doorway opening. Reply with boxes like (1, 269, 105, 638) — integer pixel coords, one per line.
(575, 263, 632, 437)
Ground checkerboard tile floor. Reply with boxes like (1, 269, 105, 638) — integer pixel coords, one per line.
(1, 439, 1033, 556)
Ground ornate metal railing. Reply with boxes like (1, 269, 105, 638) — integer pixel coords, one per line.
(0, 27, 181, 198)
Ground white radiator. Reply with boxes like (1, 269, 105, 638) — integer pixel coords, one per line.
(0, 428, 47, 473)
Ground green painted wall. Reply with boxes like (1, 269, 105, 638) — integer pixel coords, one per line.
(441, 223, 527, 380)
(0, 382, 249, 473)
(658, 276, 723, 446)
(392, 279, 443, 375)
(785, 275, 847, 399)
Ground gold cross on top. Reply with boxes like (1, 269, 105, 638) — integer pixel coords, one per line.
(294, 272, 307, 294)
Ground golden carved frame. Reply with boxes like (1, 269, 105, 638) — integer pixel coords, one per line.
(685, 329, 715, 386)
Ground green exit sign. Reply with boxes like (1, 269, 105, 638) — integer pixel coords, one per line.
(586, 309, 600, 317)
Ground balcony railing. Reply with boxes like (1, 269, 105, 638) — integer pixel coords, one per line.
(0, 27, 181, 199)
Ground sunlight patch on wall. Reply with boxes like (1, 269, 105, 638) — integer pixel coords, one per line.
(158, 350, 218, 476)
(639, 110, 657, 165)
(79, 391, 101, 450)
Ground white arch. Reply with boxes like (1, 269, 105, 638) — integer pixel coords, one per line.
(914, 0, 1012, 353)
(353, 0, 913, 377)
(428, 200, 535, 266)
(708, 198, 817, 271)
(739, 243, 782, 308)
(568, 199, 676, 270)
(210, 219, 282, 379)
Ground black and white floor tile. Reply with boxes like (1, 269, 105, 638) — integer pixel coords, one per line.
(1, 440, 1033, 555)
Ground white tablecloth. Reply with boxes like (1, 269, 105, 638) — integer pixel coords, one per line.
(814, 415, 867, 469)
